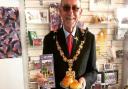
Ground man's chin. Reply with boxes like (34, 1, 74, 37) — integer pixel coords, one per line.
(66, 22, 76, 26)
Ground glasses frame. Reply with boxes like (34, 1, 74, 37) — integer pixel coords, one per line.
(62, 4, 80, 12)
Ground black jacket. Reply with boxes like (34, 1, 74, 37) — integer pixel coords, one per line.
(42, 27, 97, 89)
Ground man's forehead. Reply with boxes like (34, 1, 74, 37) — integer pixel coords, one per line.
(61, 0, 80, 2)
(61, 0, 81, 6)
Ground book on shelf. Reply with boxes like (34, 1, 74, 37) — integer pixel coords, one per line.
(49, 3, 61, 31)
(28, 31, 42, 46)
(40, 54, 55, 88)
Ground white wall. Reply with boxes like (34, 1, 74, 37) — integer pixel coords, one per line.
(0, 58, 24, 89)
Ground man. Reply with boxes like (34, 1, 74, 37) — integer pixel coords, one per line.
(36, 0, 97, 89)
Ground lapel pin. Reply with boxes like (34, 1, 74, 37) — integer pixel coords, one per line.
(74, 36, 78, 42)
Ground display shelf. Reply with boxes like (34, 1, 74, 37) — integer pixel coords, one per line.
(91, 83, 119, 89)
(29, 81, 38, 89)
(28, 46, 43, 50)
(25, 0, 60, 8)
(91, 70, 119, 89)
(86, 23, 117, 29)
(24, 1, 51, 88)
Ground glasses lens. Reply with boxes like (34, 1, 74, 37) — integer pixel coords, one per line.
(72, 6, 79, 11)
(63, 5, 70, 12)
(62, 4, 80, 12)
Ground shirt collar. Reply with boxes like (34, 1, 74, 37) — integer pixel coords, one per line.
(63, 26, 76, 38)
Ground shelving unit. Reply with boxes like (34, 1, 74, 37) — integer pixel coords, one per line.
(24, 0, 50, 89)
(87, 11, 124, 89)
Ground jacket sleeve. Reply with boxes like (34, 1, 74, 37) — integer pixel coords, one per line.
(84, 34, 98, 89)
(43, 32, 55, 54)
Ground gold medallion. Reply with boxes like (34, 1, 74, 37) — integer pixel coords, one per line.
(56, 32, 85, 89)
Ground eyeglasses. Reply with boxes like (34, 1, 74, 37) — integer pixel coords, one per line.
(62, 4, 80, 12)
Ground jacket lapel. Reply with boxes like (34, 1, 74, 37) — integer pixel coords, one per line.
(56, 27, 83, 58)
(57, 28, 69, 57)
(72, 28, 82, 57)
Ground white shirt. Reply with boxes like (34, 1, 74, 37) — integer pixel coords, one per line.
(63, 26, 76, 39)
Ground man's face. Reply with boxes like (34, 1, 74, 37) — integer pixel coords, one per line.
(59, 0, 82, 31)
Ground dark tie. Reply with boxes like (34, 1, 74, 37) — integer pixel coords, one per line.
(67, 34, 73, 56)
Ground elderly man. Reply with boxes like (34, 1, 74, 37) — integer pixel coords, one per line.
(36, 0, 97, 89)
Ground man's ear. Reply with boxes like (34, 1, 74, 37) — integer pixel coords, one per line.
(59, 7, 62, 16)
(59, 8, 61, 14)
(58, 8, 62, 17)
(79, 9, 83, 15)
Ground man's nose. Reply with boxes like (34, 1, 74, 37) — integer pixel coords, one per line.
(68, 7, 74, 14)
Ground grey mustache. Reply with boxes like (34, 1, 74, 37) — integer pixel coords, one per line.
(66, 17, 73, 20)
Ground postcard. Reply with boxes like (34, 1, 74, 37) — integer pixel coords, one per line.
(40, 54, 55, 88)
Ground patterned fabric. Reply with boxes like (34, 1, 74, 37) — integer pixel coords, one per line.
(0, 7, 22, 59)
